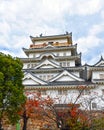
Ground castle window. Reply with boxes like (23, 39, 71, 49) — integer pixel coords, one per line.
(47, 75, 51, 80)
(67, 62, 70, 67)
(27, 64, 30, 68)
(58, 90, 67, 95)
(63, 90, 67, 95)
(63, 62, 66, 67)
(60, 62, 62, 66)
(33, 64, 36, 67)
(41, 90, 46, 95)
(81, 90, 90, 95)
(39, 75, 42, 79)
(92, 102, 97, 109)
(102, 89, 104, 95)
(99, 74, 104, 79)
(33, 54, 35, 58)
(58, 90, 63, 95)
(63, 52, 66, 56)
(43, 75, 46, 80)
(57, 53, 59, 56)
(31, 64, 34, 68)
(48, 42, 53, 45)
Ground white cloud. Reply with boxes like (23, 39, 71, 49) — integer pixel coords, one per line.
(0, 21, 11, 35)
(75, 22, 104, 64)
(0, 36, 9, 48)
(76, 35, 102, 53)
(69, 0, 103, 15)
(41, 0, 103, 16)
(75, 22, 104, 53)
(89, 24, 104, 35)
(0, 0, 104, 63)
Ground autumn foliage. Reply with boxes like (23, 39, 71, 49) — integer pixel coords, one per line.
(18, 92, 42, 130)
(18, 92, 55, 130)
(18, 90, 104, 130)
(18, 93, 88, 130)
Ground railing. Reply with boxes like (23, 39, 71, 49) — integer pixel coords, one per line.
(53, 42, 69, 47)
(30, 42, 70, 49)
(30, 43, 47, 48)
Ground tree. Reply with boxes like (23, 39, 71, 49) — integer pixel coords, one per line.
(19, 88, 83, 130)
(0, 53, 26, 130)
(19, 92, 58, 130)
(40, 98, 82, 130)
(78, 91, 104, 130)
(37, 86, 103, 130)
(18, 87, 104, 130)
(92, 116, 104, 130)
(39, 86, 87, 130)
(19, 92, 42, 130)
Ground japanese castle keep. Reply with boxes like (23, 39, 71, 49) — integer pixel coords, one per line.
(21, 32, 104, 109)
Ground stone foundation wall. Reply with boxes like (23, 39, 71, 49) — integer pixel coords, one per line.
(2, 118, 56, 130)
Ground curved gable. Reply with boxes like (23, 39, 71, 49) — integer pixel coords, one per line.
(95, 60, 104, 66)
(23, 72, 47, 85)
(94, 56, 104, 66)
(34, 59, 60, 69)
(50, 70, 84, 82)
(44, 44, 55, 48)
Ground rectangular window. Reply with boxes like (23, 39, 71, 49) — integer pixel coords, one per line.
(63, 90, 67, 95)
(27, 64, 30, 68)
(33, 64, 36, 67)
(39, 75, 42, 79)
(63, 52, 66, 56)
(99, 74, 104, 79)
(67, 62, 70, 67)
(92, 103, 97, 109)
(60, 62, 62, 66)
(81, 90, 90, 95)
(48, 42, 53, 44)
(57, 53, 59, 56)
(63, 62, 66, 67)
(31, 64, 34, 68)
(47, 75, 51, 80)
(102, 89, 104, 95)
(33, 54, 35, 58)
(41, 90, 46, 95)
(58, 90, 67, 95)
(43, 75, 46, 80)
(58, 90, 62, 95)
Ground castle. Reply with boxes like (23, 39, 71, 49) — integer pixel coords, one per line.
(21, 32, 104, 109)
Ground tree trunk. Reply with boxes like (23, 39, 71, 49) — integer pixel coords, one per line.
(22, 117, 28, 130)
(0, 119, 3, 130)
(22, 111, 28, 130)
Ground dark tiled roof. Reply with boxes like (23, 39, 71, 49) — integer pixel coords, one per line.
(30, 32, 72, 41)
(48, 81, 94, 86)
(54, 104, 80, 108)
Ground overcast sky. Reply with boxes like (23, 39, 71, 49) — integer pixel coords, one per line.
(0, 0, 104, 65)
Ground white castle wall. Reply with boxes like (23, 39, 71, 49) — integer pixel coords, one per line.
(28, 50, 71, 58)
(92, 71, 104, 80)
(69, 60, 75, 66)
(72, 72, 80, 77)
(43, 88, 104, 110)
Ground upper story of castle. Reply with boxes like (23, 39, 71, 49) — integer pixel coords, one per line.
(22, 32, 81, 70)
(29, 32, 72, 48)
(22, 32, 78, 56)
